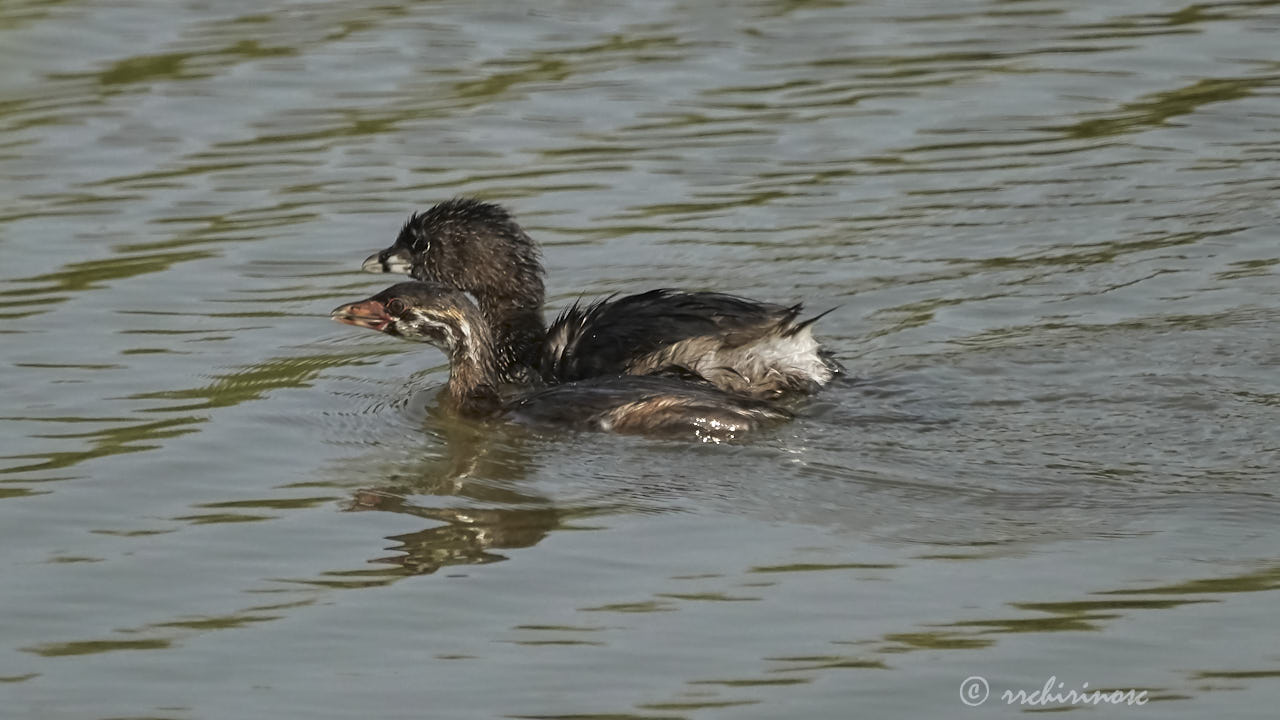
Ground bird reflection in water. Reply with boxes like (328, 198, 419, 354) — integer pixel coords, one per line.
(337, 401, 569, 579)
(350, 491, 560, 576)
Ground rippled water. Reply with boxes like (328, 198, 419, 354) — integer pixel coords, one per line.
(3, 0, 1280, 717)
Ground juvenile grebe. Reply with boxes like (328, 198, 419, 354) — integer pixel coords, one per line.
(331, 282, 791, 440)
(364, 199, 545, 382)
(362, 198, 841, 398)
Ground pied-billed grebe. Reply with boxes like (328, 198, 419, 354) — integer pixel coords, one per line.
(362, 198, 842, 398)
(364, 199, 546, 381)
(331, 282, 792, 440)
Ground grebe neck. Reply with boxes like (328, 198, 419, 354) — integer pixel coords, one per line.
(441, 308, 504, 416)
(476, 298, 546, 381)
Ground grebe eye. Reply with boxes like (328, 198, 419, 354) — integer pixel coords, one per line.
(386, 299, 407, 316)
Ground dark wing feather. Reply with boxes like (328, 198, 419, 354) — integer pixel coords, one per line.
(540, 289, 794, 383)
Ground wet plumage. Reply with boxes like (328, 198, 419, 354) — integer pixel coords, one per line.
(363, 198, 841, 397)
(541, 289, 838, 396)
(331, 282, 791, 440)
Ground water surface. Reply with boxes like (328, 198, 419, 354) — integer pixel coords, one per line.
(2, 0, 1280, 718)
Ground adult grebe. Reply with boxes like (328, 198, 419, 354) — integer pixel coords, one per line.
(331, 282, 792, 440)
(362, 198, 842, 398)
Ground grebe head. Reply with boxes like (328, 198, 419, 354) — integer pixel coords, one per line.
(361, 198, 544, 310)
(333, 281, 504, 414)
(331, 281, 481, 353)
